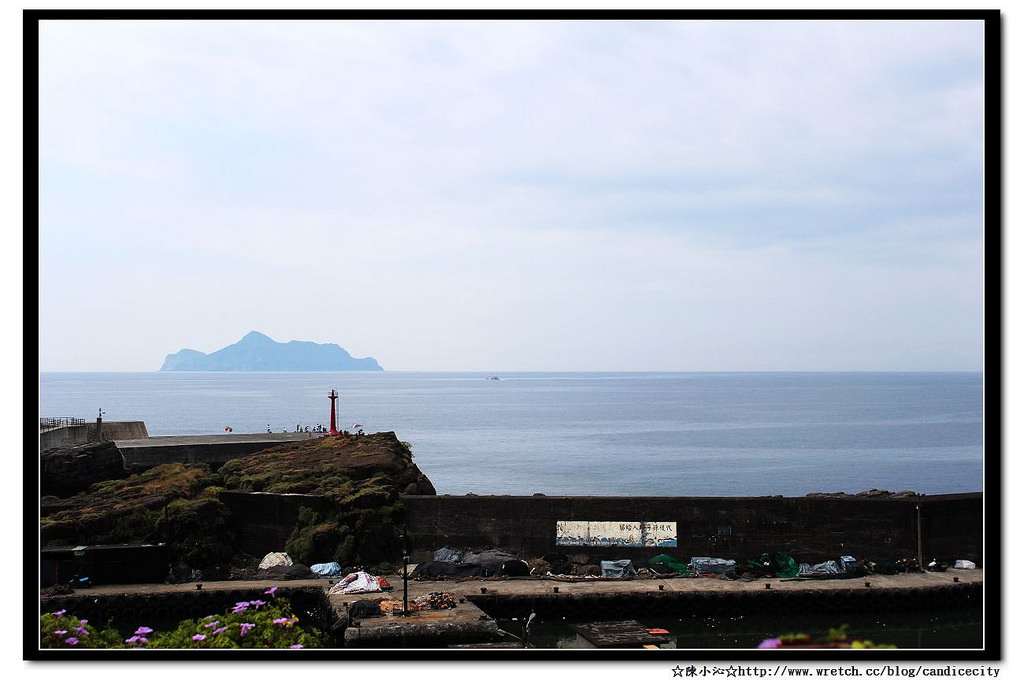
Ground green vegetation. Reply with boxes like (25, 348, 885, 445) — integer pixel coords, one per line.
(41, 593, 325, 649)
(40, 432, 428, 570)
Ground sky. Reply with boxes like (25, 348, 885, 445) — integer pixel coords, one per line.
(35, 17, 988, 372)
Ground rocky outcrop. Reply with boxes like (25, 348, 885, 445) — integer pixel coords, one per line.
(218, 431, 435, 498)
(40, 441, 128, 497)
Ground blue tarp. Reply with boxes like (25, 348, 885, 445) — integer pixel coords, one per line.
(310, 562, 344, 578)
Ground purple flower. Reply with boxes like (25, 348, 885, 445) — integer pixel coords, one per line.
(79, 620, 88, 625)
(52, 609, 67, 617)
(65, 637, 78, 646)
(213, 627, 227, 635)
(757, 638, 783, 649)
(249, 599, 266, 609)
(74, 626, 89, 636)
(289, 644, 303, 649)
(204, 620, 220, 629)
(125, 635, 140, 644)
(135, 626, 153, 636)
(264, 586, 278, 598)
(231, 601, 250, 613)
(273, 617, 292, 627)
(53, 630, 67, 637)
(192, 634, 206, 641)
(240, 622, 255, 637)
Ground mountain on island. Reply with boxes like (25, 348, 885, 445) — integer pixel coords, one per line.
(160, 331, 383, 371)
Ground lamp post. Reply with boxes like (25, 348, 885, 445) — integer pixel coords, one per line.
(401, 529, 409, 616)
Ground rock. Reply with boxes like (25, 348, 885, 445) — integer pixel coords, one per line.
(41, 441, 128, 496)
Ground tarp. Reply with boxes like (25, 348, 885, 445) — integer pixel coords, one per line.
(462, 548, 519, 572)
(748, 552, 799, 578)
(433, 547, 463, 563)
(327, 571, 382, 595)
(258, 552, 293, 570)
(648, 554, 690, 574)
(600, 559, 637, 578)
(953, 559, 977, 569)
(410, 561, 492, 580)
(691, 557, 737, 575)
(797, 560, 841, 576)
(500, 559, 531, 577)
(310, 562, 344, 578)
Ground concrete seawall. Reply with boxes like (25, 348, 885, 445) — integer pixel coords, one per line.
(40, 420, 149, 449)
(217, 491, 982, 567)
(400, 494, 982, 566)
(115, 432, 314, 473)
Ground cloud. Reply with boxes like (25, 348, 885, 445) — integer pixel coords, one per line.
(37, 18, 986, 371)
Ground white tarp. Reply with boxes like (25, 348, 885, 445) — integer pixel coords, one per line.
(953, 559, 977, 569)
(258, 552, 294, 570)
(327, 571, 382, 595)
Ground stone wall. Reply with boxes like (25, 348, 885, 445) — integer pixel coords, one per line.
(219, 491, 983, 568)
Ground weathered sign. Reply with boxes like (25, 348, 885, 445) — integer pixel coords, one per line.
(555, 520, 677, 547)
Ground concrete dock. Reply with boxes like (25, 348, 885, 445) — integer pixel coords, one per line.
(41, 568, 984, 649)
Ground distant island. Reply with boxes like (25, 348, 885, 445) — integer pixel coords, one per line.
(160, 331, 383, 371)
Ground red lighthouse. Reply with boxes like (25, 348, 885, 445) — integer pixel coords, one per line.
(327, 389, 340, 436)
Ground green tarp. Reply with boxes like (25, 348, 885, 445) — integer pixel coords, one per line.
(749, 551, 800, 578)
(647, 554, 690, 574)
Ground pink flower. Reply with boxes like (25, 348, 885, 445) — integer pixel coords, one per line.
(52, 609, 67, 617)
(757, 638, 783, 649)
(192, 634, 206, 641)
(264, 586, 278, 597)
(240, 622, 255, 637)
(53, 630, 67, 637)
(135, 626, 153, 636)
(204, 621, 220, 629)
(289, 644, 303, 649)
(65, 637, 78, 646)
(249, 599, 266, 609)
(213, 627, 227, 635)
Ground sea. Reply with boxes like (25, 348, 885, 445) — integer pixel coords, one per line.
(37, 371, 985, 497)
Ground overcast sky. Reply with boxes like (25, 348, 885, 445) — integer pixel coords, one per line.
(36, 18, 987, 372)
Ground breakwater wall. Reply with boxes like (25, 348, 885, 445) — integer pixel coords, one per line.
(117, 433, 313, 473)
(219, 491, 981, 567)
(402, 494, 982, 566)
(40, 421, 149, 449)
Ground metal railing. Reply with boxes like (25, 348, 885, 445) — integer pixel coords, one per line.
(39, 417, 87, 432)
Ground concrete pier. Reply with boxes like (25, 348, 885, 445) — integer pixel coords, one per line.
(41, 569, 982, 649)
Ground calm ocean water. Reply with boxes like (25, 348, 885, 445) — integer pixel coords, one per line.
(37, 372, 984, 497)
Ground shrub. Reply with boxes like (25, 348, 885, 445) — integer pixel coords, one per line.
(40, 592, 325, 649)
(40, 609, 126, 649)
